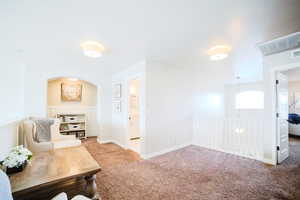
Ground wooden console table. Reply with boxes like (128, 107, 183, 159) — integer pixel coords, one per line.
(9, 146, 101, 200)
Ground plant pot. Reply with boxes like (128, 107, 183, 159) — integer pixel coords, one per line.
(6, 161, 27, 175)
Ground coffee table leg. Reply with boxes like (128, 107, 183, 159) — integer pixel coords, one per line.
(85, 174, 100, 200)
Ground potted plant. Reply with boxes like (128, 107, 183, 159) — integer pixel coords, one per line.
(0, 145, 32, 175)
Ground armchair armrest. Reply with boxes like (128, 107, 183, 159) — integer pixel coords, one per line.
(32, 142, 54, 152)
(53, 134, 77, 141)
(51, 192, 68, 200)
(72, 195, 91, 200)
(51, 119, 77, 141)
(51, 193, 91, 200)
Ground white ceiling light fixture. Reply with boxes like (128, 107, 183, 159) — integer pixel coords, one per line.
(80, 41, 105, 58)
(208, 45, 231, 61)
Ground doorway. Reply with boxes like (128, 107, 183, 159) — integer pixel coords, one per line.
(275, 67, 300, 164)
(128, 78, 141, 154)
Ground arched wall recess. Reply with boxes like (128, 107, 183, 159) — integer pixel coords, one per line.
(47, 77, 100, 137)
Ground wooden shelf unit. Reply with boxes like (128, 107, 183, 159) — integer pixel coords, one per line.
(56, 113, 87, 139)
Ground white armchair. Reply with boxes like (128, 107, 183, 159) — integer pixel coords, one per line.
(0, 169, 91, 200)
(23, 118, 81, 153)
(23, 120, 54, 153)
(49, 119, 82, 149)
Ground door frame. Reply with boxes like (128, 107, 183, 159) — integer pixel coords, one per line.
(127, 77, 142, 150)
(275, 72, 289, 163)
(124, 73, 146, 156)
(268, 62, 300, 165)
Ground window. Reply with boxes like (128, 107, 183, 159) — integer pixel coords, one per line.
(235, 91, 264, 109)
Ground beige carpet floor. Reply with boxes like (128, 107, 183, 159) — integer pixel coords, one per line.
(83, 137, 300, 200)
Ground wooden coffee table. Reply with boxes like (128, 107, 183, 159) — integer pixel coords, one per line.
(9, 146, 101, 200)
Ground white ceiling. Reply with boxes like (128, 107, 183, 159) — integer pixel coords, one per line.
(2, 0, 300, 78)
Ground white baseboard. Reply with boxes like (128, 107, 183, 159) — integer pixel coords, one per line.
(141, 142, 192, 159)
(263, 158, 276, 165)
(193, 143, 277, 165)
(192, 142, 265, 162)
(97, 138, 127, 149)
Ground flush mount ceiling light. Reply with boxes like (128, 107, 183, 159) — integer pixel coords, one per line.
(208, 45, 231, 61)
(80, 41, 105, 58)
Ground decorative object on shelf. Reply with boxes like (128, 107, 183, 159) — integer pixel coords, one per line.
(77, 131, 85, 138)
(113, 84, 122, 98)
(65, 116, 78, 123)
(114, 101, 122, 113)
(58, 116, 64, 122)
(61, 82, 82, 102)
(68, 124, 81, 130)
(0, 146, 32, 175)
(56, 114, 87, 139)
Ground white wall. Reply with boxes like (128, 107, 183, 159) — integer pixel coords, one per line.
(192, 58, 265, 161)
(1, 64, 24, 123)
(263, 49, 300, 164)
(224, 81, 264, 119)
(282, 67, 300, 82)
(192, 59, 233, 143)
(286, 81, 300, 114)
(110, 61, 146, 152)
(144, 61, 194, 156)
(111, 60, 195, 158)
(0, 121, 21, 160)
(0, 59, 24, 159)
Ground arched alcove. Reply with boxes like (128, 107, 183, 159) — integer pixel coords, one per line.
(47, 77, 100, 137)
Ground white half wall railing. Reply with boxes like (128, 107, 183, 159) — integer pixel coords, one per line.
(193, 118, 264, 161)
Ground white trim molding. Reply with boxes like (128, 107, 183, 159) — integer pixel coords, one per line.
(141, 142, 192, 159)
(263, 158, 276, 165)
(97, 138, 127, 150)
(98, 138, 192, 160)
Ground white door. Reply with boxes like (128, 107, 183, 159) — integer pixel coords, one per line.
(276, 72, 289, 164)
(128, 79, 140, 139)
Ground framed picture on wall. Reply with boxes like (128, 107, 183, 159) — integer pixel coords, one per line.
(114, 101, 122, 113)
(113, 84, 122, 98)
(61, 82, 82, 102)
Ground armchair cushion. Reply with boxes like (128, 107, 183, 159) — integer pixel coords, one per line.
(33, 119, 54, 142)
(23, 120, 54, 153)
